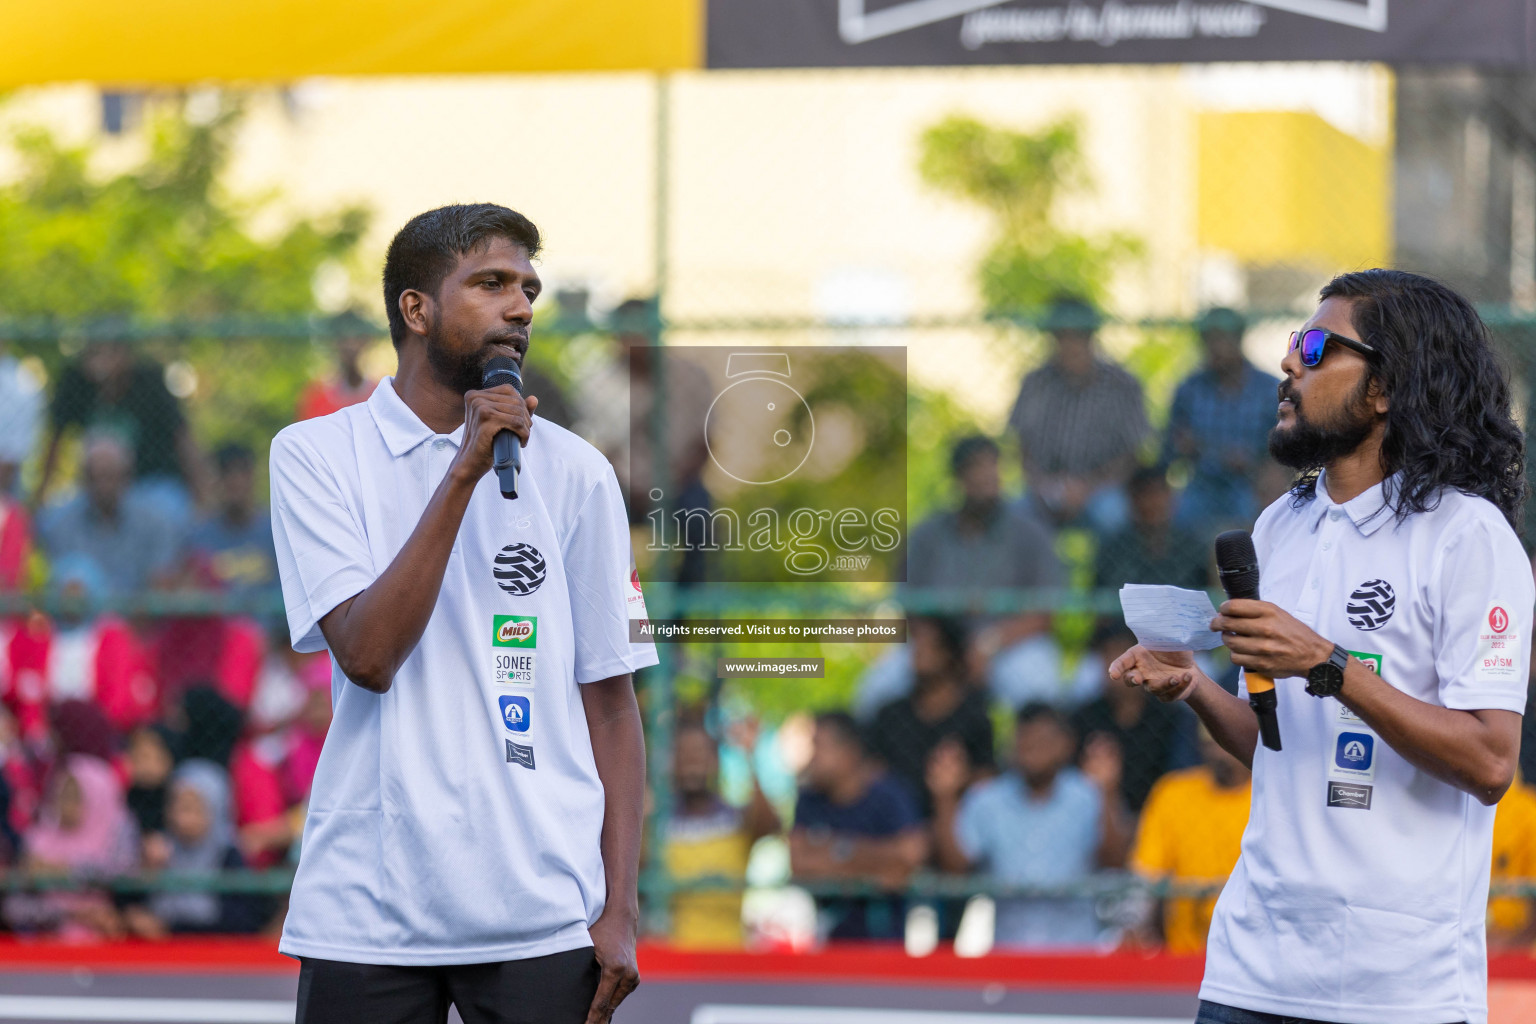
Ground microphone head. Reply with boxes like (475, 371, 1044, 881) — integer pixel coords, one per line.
(1214, 529, 1261, 601)
(481, 355, 523, 393)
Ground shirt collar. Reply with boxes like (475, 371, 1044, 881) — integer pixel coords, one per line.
(368, 376, 465, 457)
(1305, 471, 1397, 537)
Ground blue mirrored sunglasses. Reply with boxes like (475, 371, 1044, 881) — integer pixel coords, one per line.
(1288, 328, 1377, 367)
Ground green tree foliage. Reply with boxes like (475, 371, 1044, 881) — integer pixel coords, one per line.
(919, 114, 1139, 315)
(0, 101, 370, 460)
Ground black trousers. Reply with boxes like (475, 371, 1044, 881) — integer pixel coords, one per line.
(296, 947, 601, 1024)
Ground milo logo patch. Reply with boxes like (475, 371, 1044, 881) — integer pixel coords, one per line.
(1347, 650, 1382, 674)
(493, 615, 537, 648)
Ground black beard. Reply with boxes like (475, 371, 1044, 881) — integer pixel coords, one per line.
(425, 329, 491, 396)
(1267, 378, 1376, 470)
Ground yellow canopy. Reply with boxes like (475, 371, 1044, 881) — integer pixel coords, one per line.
(2, 0, 700, 86)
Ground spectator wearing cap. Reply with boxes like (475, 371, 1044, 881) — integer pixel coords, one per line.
(1008, 297, 1150, 535)
(929, 702, 1130, 949)
(790, 712, 928, 942)
(891, 435, 1065, 708)
(36, 433, 182, 600)
(865, 616, 994, 816)
(1093, 466, 1210, 592)
(297, 311, 380, 422)
(185, 443, 279, 603)
(1160, 307, 1280, 532)
(36, 326, 205, 527)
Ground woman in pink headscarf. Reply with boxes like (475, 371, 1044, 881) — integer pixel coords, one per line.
(3, 755, 134, 938)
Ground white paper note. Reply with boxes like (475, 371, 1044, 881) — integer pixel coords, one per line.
(1118, 584, 1223, 652)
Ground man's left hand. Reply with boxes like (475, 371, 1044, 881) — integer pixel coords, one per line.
(585, 910, 640, 1024)
(1212, 599, 1333, 679)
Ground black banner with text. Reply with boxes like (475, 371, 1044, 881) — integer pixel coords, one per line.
(707, 0, 1536, 68)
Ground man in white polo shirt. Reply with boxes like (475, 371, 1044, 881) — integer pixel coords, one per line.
(1113, 269, 1531, 1024)
(270, 204, 656, 1024)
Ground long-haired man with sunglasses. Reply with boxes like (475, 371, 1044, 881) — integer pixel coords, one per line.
(1112, 269, 1531, 1024)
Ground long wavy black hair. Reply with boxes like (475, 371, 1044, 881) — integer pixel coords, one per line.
(1289, 269, 1525, 530)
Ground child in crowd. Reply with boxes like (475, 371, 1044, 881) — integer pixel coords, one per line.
(124, 759, 272, 936)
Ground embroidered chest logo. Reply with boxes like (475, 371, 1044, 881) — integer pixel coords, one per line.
(1346, 579, 1396, 631)
(493, 543, 547, 596)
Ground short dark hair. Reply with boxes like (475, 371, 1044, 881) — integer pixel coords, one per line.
(910, 614, 969, 666)
(949, 434, 1000, 476)
(1016, 701, 1072, 738)
(814, 711, 865, 755)
(213, 442, 254, 472)
(325, 308, 381, 340)
(382, 204, 542, 347)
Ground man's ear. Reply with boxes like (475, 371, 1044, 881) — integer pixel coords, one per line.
(1368, 376, 1390, 415)
(398, 288, 433, 343)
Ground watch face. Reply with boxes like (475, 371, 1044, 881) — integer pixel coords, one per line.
(1308, 662, 1344, 696)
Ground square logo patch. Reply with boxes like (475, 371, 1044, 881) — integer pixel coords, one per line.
(1327, 782, 1373, 810)
(1334, 731, 1375, 772)
(505, 740, 536, 770)
(493, 615, 538, 648)
(498, 695, 530, 733)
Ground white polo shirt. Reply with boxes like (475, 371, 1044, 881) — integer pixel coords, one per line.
(1201, 474, 1533, 1024)
(269, 376, 657, 965)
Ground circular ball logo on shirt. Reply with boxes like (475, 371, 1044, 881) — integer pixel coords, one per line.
(1346, 579, 1396, 632)
(1490, 606, 1511, 633)
(493, 543, 547, 596)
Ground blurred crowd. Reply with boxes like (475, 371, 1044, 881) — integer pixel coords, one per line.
(4, 298, 1536, 954)
(658, 297, 1536, 955)
(0, 318, 366, 938)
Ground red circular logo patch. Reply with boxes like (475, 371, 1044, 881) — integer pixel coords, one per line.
(1490, 606, 1510, 633)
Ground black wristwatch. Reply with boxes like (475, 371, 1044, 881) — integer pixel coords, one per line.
(1306, 644, 1351, 697)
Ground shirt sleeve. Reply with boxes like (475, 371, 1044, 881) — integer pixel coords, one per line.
(562, 465, 659, 684)
(874, 777, 922, 835)
(1159, 379, 1192, 467)
(269, 430, 376, 653)
(1114, 373, 1152, 457)
(1432, 512, 1534, 713)
(954, 783, 991, 866)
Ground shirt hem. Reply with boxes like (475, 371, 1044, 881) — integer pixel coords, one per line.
(288, 570, 373, 651)
(1198, 980, 1480, 1024)
(278, 929, 594, 967)
(1442, 690, 1528, 715)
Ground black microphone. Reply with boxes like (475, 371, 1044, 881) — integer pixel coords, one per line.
(1214, 530, 1281, 752)
(481, 356, 523, 500)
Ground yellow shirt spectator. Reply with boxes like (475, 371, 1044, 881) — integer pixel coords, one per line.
(663, 803, 755, 949)
(1131, 763, 1251, 953)
(1489, 778, 1536, 947)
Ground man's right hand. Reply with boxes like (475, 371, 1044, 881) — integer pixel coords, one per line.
(453, 384, 538, 481)
(1109, 644, 1199, 703)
